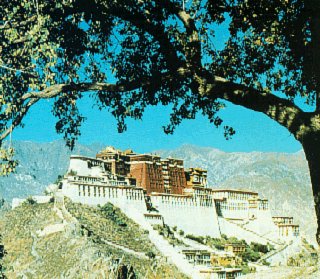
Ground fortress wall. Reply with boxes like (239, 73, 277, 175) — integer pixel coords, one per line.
(150, 195, 221, 238)
(62, 182, 149, 227)
(218, 199, 250, 220)
(68, 157, 91, 175)
(219, 209, 249, 220)
(218, 217, 271, 245)
(68, 156, 105, 177)
(245, 208, 279, 238)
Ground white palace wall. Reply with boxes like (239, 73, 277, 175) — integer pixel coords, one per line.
(245, 208, 279, 240)
(218, 218, 272, 245)
(60, 155, 295, 245)
(217, 199, 250, 220)
(61, 181, 149, 228)
(68, 156, 105, 177)
(150, 194, 221, 238)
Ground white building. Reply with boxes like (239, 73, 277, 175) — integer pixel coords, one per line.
(57, 155, 299, 245)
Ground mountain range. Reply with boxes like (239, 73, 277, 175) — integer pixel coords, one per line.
(0, 140, 316, 243)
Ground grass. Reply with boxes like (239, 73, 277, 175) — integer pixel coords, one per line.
(152, 224, 187, 247)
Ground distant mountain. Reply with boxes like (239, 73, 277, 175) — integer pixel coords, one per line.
(157, 144, 317, 244)
(0, 140, 104, 201)
(0, 141, 317, 243)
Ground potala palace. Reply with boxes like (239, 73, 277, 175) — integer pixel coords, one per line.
(13, 146, 309, 278)
(59, 146, 299, 246)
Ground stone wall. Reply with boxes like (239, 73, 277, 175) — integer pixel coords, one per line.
(61, 182, 149, 227)
(150, 194, 221, 238)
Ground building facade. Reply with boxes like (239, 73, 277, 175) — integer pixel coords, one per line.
(96, 147, 187, 194)
(61, 147, 300, 246)
(185, 167, 208, 188)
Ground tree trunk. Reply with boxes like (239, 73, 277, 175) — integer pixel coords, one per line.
(301, 132, 320, 245)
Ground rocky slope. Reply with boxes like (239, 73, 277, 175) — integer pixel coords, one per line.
(0, 200, 185, 278)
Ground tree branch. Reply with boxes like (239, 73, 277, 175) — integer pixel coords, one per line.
(0, 15, 37, 30)
(0, 68, 189, 143)
(22, 68, 191, 101)
(205, 77, 306, 138)
(104, 4, 184, 71)
(162, 0, 202, 69)
(0, 98, 39, 141)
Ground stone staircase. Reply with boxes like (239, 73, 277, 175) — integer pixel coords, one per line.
(225, 219, 283, 246)
(257, 242, 291, 264)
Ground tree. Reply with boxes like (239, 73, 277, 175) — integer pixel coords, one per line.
(1, 0, 320, 243)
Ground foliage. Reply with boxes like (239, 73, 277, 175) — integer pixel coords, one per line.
(152, 224, 185, 246)
(54, 174, 64, 185)
(2, 0, 319, 172)
(185, 234, 206, 244)
(145, 251, 156, 259)
(99, 203, 127, 227)
(185, 233, 272, 264)
(24, 196, 37, 205)
(0, 234, 6, 278)
(240, 248, 261, 263)
(2, 0, 320, 242)
(250, 242, 273, 254)
(185, 234, 246, 250)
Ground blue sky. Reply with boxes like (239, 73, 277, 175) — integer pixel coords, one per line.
(10, 14, 304, 154)
(12, 95, 302, 153)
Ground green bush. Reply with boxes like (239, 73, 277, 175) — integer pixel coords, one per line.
(185, 234, 205, 244)
(25, 196, 37, 205)
(146, 251, 156, 259)
(99, 203, 127, 227)
(241, 248, 261, 263)
(54, 174, 64, 184)
(250, 242, 269, 253)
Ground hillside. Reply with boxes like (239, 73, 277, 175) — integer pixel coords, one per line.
(0, 199, 186, 278)
(0, 141, 316, 243)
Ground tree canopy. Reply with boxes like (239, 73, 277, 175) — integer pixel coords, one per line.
(1, 0, 320, 241)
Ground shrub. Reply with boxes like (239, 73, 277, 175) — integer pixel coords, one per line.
(250, 242, 269, 253)
(100, 203, 127, 227)
(54, 174, 64, 184)
(25, 196, 37, 205)
(241, 248, 261, 263)
(68, 170, 77, 176)
(185, 234, 205, 244)
(146, 251, 156, 259)
(260, 259, 270, 266)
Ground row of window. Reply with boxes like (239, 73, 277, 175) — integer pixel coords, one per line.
(77, 185, 144, 200)
(218, 203, 248, 211)
(158, 199, 213, 207)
